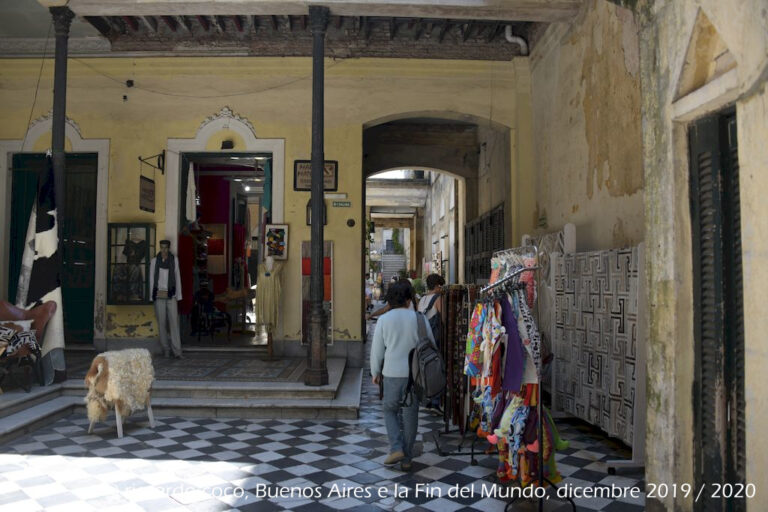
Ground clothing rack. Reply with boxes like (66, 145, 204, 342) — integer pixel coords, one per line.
(485, 246, 576, 512)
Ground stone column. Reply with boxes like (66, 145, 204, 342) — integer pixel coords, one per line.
(50, 6, 74, 246)
(305, 5, 330, 386)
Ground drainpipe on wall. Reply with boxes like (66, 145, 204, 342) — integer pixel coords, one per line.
(505, 25, 528, 56)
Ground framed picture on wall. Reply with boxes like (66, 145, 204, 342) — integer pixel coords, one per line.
(293, 160, 338, 191)
(264, 224, 288, 260)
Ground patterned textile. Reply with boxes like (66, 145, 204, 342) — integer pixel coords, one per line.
(7, 330, 40, 356)
(554, 247, 642, 446)
(0, 325, 15, 343)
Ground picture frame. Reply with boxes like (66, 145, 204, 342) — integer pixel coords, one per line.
(264, 224, 288, 260)
(293, 160, 338, 191)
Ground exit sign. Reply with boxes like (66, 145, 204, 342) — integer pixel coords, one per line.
(332, 201, 351, 207)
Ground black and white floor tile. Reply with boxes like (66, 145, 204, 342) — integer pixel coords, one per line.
(0, 344, 644, 511)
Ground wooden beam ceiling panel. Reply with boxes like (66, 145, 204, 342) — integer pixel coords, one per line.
(140, 15, 158, 33)
(122, 16, 139, 32)
(196, 15, 210, 32)
(438, 20, 450, 43)
(66, 1, 580, 23)
(161, 15, 177, 32)
(177, 15, 193, 33)
(83, 16, 112, 38)
(233, 15, 244, 32)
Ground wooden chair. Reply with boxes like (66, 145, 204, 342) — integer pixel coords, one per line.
(0, 300, 56, 392)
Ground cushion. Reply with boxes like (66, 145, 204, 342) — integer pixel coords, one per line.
(0, 319, 33, 333)
(7, 330, 40, 357)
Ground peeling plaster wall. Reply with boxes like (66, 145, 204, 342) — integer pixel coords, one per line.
(530, 0, 644, 251)
(636, 0, 768, 510)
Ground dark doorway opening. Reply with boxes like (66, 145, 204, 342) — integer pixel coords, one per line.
(8, 153, 97, 344)
(689, 108, 745, 511)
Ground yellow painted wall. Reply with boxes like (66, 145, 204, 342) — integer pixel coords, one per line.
(0, 56, 530, 342)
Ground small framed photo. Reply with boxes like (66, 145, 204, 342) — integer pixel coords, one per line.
(264, 224, 288, 260)
(293, 160, 338, 191)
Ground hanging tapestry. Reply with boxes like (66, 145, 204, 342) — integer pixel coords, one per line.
(553, 247, 643, 446)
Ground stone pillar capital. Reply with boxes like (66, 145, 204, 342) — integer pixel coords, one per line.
(308, 6, 330, 35)
(50, 6, 74, 36)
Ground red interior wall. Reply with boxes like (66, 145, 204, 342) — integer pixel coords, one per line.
(198, 175, 230, 294)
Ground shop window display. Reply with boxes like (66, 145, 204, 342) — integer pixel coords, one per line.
(108, 223, 156, 304)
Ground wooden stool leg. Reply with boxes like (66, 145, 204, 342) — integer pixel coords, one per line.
(115, 406, 123, 438)
(147, 396, 156, 428)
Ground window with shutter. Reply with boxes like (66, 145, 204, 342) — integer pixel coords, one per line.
(689, 108, 745, 511)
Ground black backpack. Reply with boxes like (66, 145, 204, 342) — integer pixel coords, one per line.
(404, 313, 446, 406)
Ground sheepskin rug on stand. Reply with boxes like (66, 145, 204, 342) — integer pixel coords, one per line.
(84, 348, 155, 437)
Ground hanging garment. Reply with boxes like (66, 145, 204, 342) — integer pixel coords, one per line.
(186, 163, 197, 223)
(501, 295, 525, 392)
(254, 261, 283, 329)
(515, 290, 541, 383)
(464, 303, 485, 377)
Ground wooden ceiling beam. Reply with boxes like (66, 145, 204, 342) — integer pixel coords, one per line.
(140, 15, 158, 33)
(487, 22, 500, 42)
(177, 15, 193, 33)
(413, 18, 424, 41)
(389, 18, 398, 40)
(462, 22, 474, 42)
(161, 15, 177, 32)
(233, 15, 244, 32)
(212, 15, 226, 32)
(122, 16, 139, 32)
(196, 15, 210, 32)
(83, 16, 112, 38)
(438, 20, 450, 43)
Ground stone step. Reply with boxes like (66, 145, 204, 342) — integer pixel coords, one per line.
(0, 384, 63, 420)
(60, 357, 346, 400)
(0, 368, 362, 444)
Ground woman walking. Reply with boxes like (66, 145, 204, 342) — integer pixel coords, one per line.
(370, 280, 434, 471)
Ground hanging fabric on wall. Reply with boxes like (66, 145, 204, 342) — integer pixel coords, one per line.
(185, 162, 197, 224)
(15, 156, 66, 385)
(554, 247, 643, 446)
(262, 159, 272, 215)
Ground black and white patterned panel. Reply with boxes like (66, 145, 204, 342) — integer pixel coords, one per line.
(554, 247, 640, 446)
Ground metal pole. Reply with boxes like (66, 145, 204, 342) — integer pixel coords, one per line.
(305, 5, 330, 386)
(50, 6, 74, 251)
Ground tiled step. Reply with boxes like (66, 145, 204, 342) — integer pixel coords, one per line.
(0, 368, 362, 443)
(60, 358, 346, 400)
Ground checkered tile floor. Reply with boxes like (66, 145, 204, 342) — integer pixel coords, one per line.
(0, 349, 644, 511)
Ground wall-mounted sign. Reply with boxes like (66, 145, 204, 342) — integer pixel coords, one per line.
(139, 176, 155, 213)
(332, 201, 351, 208)
(294, 160, 338, 191)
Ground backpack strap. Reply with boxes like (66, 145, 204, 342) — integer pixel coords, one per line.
(426, 293, 440, 314)
(416, 311, 429, 340)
